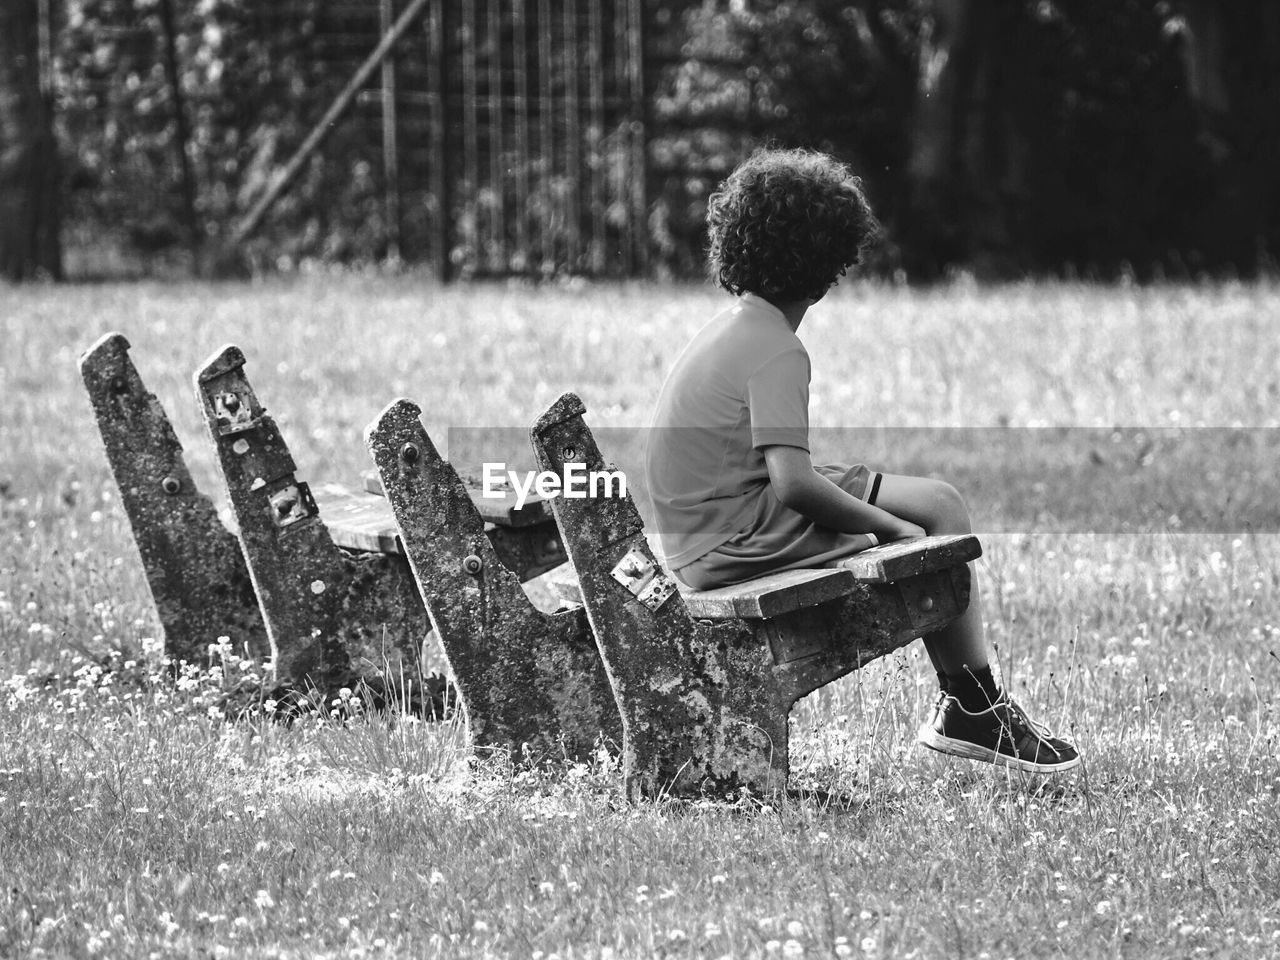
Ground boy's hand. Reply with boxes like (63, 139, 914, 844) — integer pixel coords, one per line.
(762, 445, 928, 541)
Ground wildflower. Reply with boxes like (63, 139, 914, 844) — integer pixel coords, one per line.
(668, 929, 688, 942)
(860, 937, 877, 954)
(253, 889, 274, 910)
(711, 873, 727, 885)
(765, 942, 781, 954)
(216, 862, 231, 876)
(538, 881, 555, 896)
(783, 940, 805, 957)
(787, 920, 806, 937)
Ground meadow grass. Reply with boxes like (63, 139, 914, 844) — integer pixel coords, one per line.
(1, 276, 1278, 958)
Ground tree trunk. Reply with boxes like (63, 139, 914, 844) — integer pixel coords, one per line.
(1174, 0, 1280, 271)
(903, 0, 976, 276)
(0, 0, 62, 281)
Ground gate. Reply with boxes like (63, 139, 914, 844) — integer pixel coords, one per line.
(406, 0, 649, 278)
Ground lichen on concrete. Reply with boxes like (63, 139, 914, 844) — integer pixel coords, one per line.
(79, 332, 266, 665)
(366, 399, 620, 761)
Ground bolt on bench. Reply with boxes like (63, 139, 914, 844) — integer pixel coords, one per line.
(530, 393, 981, 799)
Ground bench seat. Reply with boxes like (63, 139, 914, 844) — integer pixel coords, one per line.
(551, 533, 981, 620)
(317, 479, 552, 554)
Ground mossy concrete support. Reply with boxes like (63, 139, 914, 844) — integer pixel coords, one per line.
(366, 399, 620, 759)
(194, 346, 428, 690)
(79, 333, 266, 664)
(531, 393, 973, 800)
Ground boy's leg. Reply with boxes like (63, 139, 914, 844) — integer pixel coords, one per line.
(870, 474, 995, 700)
(870, 473, 1079, 773)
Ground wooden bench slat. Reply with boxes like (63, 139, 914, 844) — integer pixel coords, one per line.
(362, 469, 551, 527)
(550, 566, 857, 620)
(549, 534, 981, 619)
(682, 568, 858, 619)
(314, 484, 403, 554)
(836, 534, 982, 582)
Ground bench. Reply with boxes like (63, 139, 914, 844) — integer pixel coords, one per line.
(81, 337, 978, 789)
(364, 399, 619, 759)
(529, 392, 980, 799)
(80, 334, 565, 708)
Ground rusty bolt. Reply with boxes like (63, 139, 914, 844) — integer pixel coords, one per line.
(918, 595, 935, 612)
(111, 377, 129, 394)
(462, 554, 483, 575)
(221, 393, 241, 413)
(562, 445, 577, 462)
(400, 442, 420, 464)
(276, 495, 297, 518)
(161, 476, 181, 495)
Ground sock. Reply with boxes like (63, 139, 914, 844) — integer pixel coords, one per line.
(923, 642, 949, 695)
(945, 665, 1001, 711)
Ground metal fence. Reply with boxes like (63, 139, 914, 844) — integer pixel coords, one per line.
(408, 0, 650, 278)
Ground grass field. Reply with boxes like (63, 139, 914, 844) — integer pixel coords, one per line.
(2, 276, 1278, 958)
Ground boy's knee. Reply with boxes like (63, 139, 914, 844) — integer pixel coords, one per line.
(925, 481, 970, 535)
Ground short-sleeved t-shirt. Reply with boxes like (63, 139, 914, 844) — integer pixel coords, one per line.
(644, 294, 810, 569)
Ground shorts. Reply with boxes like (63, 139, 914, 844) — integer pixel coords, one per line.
(673, 463, 884, 591)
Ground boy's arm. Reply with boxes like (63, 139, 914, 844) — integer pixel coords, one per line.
(762, 445, 925, 541)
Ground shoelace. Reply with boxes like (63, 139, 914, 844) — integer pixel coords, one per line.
(1002, 698, 1067, 759)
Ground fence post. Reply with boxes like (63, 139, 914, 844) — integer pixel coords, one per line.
(381, 0, 402, 263)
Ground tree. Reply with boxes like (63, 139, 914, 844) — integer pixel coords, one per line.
(0, 0, 62, 281)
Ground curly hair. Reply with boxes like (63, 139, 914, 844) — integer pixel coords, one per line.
(706, 148, 879, 302)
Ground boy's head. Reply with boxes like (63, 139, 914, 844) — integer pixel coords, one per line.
(706, 148, 878, 303)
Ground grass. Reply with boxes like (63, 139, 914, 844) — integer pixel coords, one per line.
(2, 275, 1279, 958)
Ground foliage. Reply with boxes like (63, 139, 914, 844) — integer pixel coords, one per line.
(42, 0, 1280, 277)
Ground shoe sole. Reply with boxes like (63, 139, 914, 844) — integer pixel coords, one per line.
(917, 725, 1081, 774)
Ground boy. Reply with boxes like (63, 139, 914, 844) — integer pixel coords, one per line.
(644, 148, 1078, 774)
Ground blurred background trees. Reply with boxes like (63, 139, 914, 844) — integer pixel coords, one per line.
(3, 0, 1278, 282)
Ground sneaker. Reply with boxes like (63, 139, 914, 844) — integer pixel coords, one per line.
(917, 693, 1080, 773)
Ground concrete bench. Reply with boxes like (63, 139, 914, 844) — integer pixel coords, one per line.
(529, 392, 980, 799)
(80, 334, 564, 706)
(363, 398, 618, 759)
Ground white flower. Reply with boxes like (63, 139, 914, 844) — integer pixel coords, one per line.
(253, 889, 274, 910)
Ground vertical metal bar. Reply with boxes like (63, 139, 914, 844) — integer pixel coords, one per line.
(588, 0, 605, 273)
(381, 0, 402, 262)
(562, 0, 582, 272)
(512, 0, 530, 269)
(627, 0, 649, 275)
(427, 0, 450, 279)
(158, 0, 201, 260)
(538, 0, 554, 272)
(463, 0, 478, 275)
(36, 0, 52, 99)
(488, 0, 506, 271)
